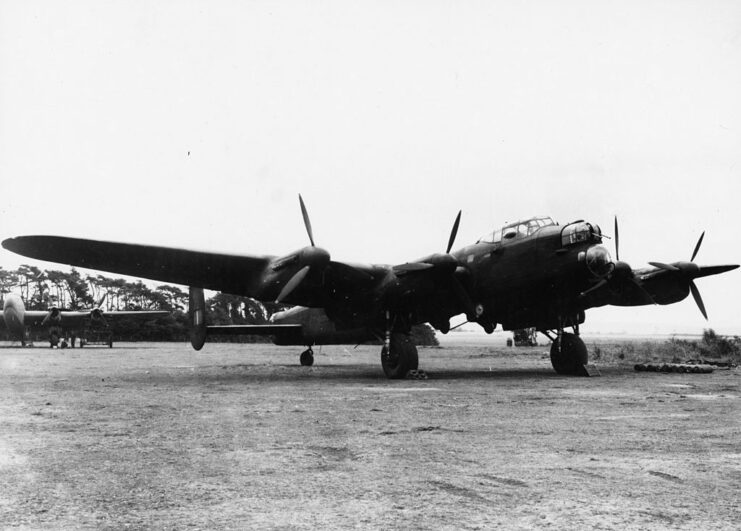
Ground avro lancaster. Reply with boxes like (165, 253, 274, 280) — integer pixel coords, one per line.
(3, 196, 737, 377)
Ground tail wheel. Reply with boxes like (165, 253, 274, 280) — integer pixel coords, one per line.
(381, 333, 419, 379)
(550, 332, 588, 375)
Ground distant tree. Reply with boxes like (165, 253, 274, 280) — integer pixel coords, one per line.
(64, 269, 93, 309)
(411, 324, 439, 347)
(46, 270, 69, 307)
(15, 265, 33, 303)
(0, 268, 17, 298)
(206, 293, 268, 325)
(156, 285, 187, 311)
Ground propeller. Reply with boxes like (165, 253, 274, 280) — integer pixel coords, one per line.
(687, 232, 708, 319)
(90, 307, 107, 326)
(644, 231, 735, 320)
(274, 195, 330, 303)
(443, 210, 479, 320)
(588, 218, 736, 319)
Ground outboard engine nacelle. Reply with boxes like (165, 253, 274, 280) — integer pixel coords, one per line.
(90, 308, 105, 324)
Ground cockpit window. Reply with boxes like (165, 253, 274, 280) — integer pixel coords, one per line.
(477, 229, 502, 244)
(477, 217, 555, 244)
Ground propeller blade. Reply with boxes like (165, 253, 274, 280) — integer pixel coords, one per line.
(691, 231, 705, 262)
(446, 210, 462, 254)
(298, 194, 315, 247)
(393, 262, 434, 274)
(614, 216, 620, 262)
(275, 265, 311, 303)
(579, 278, 608, 298)
(648, 262, 679, 272)
(689, 280, 708, 320)
(632, 278, 657, 305)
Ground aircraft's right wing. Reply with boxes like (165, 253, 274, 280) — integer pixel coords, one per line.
(2, 236, 275, 297)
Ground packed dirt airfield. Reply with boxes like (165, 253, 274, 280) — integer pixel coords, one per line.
(1, 335, 739, 530)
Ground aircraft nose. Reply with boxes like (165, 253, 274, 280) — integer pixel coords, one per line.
(586, 245, 614, 278)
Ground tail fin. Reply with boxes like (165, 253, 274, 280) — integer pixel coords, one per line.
(189, 286, 207, 350)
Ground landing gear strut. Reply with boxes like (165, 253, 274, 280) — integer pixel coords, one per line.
(300, 347, 314, 367)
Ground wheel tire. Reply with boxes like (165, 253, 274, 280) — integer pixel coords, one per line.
(550, 332, 588, 375)
(300, 350, 314, 367)
(381, 334, 419, 379)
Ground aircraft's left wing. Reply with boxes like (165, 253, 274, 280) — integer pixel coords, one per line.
(2, 236, 275, 296)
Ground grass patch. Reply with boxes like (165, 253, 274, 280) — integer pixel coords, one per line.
(590, 329, 741, 365)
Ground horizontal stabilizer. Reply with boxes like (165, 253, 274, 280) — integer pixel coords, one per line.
(207, 324, 303, 337)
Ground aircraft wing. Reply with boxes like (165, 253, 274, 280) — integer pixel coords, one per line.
(19, 311, 56, 327)
(2, 236, 275, 296)
(91, 311, 169, 320)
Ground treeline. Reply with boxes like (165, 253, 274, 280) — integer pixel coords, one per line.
(0, 266, 438, 345)
(0, 265, 188, 312)
(0, 266, 281, 341)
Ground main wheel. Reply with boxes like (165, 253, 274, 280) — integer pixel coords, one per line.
(300, 349, 314, 366)
(381, 333, 419, 379)
(550, 332, 588, 375)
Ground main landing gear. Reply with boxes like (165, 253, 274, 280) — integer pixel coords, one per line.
(379, 311, 420, 379)
(543, 324, 588, 376)
(381, 333, 419, 379)
(299, 347, 314, 367)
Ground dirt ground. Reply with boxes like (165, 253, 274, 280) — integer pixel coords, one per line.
(1, 339, 739, 530)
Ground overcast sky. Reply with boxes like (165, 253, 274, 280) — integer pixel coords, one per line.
(1, 1, 739, 334)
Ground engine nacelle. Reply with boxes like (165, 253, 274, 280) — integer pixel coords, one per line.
(90, 308, 106, 324)
(271, 306, 375, 345)
(42, 307, 62, 326)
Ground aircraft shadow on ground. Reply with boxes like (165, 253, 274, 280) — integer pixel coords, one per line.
(118, 363, 574, 386)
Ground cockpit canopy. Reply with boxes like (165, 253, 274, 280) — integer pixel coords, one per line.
(477, 216, 556, 244)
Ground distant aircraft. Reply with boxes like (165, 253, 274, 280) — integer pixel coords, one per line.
(0, 293, 168, 347)
(3, 196, 738, 375)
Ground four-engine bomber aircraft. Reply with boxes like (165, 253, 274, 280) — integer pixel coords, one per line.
(2, 196, 738, 377)
(0, 293, 168, 347)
